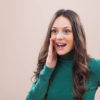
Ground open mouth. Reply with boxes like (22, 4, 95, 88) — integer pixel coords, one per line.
(56, 43, 67, 50)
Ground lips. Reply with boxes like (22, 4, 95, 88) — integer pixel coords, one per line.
(56, 42, 67, 46)
(55, 42, 67, 50)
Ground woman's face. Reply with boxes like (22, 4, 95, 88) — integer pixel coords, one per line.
(51, 16, 74, 55)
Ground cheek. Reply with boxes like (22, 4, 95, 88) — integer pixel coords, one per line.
(51, 34, 56, 38)
(66, 36, 74, 46)
(69, 37, 74, 48)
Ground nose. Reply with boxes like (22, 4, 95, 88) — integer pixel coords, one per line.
(56, 32, 64, 39)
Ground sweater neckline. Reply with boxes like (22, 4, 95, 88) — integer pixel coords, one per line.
(57, 50, 74, 62)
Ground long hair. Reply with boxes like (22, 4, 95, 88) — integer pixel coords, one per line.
(31, 9, 90, 100)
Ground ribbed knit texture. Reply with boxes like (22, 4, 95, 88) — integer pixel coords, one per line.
(26, 50, 100, 100)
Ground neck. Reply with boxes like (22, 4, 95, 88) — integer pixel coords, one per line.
(57, 50, 74, 62)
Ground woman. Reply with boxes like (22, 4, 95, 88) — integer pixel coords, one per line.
(26, 9, 100, 100)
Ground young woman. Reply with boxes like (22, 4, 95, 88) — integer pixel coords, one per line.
(26, 9, 100, 100)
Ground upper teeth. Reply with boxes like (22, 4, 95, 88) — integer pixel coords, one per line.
(57, 44, 65, 46)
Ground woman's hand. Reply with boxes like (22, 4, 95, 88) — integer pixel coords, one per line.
(46, 38, 57, 68)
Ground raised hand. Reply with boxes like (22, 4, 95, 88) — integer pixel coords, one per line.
(46, 38, 57, 68)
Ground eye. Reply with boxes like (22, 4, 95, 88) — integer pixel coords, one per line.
(51, 29, 57, 34)
(64, 30, 71, 33)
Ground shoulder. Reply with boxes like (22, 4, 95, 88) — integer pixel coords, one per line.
(88, 57, 100, 69)
(88, 57, 100, 82)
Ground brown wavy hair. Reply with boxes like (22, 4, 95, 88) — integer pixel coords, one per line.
(31, 9, 91, 100)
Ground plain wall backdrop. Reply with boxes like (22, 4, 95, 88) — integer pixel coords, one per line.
(0, 0, 100, 100)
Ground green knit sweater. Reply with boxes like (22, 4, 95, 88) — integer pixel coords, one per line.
(26, 50, 100, 100)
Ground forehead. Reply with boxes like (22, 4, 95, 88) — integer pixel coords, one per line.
(52, 16, 72, 28)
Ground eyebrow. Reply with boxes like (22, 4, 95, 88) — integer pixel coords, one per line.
(51, 26, 72, 29)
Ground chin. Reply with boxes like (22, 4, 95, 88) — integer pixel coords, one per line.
(56, 51, 68, 56)
(56, 49, 73, 56)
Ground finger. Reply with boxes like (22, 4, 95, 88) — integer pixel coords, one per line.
(48, 38, 54, 56)
(49, 38, 53, 53)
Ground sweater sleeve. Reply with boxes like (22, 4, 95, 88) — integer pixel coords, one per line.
(26, 64, 55, 100)
(96, 58, 100, 86)
(90, 58, 100, 87)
